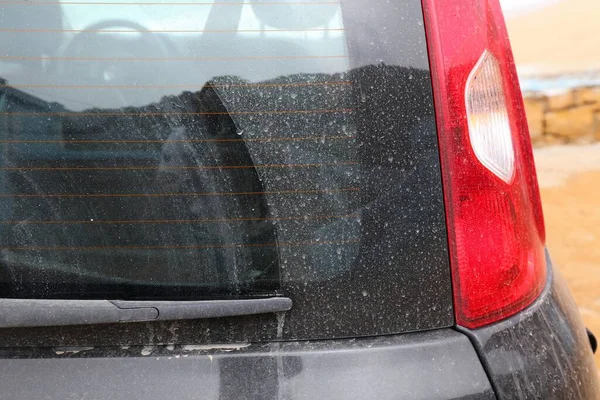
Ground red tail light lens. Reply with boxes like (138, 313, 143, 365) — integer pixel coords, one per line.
(421, 0, 547, 328)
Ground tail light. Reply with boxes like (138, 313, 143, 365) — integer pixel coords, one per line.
(421, 0, 547, 328)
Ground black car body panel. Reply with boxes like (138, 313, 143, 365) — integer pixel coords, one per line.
(463, 256, 600, 400)
(0, 330, 495, 400)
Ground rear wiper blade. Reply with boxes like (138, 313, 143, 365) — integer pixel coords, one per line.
(0, 297, 292, 328)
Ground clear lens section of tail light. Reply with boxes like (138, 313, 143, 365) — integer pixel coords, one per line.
(466, 51, 515, 183)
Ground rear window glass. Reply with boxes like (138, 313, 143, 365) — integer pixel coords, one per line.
(0, 0, 441, 301)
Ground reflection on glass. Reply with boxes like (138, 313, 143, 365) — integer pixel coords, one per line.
(0, 1, 362, 299)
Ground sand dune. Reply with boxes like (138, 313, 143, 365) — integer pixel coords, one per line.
(505, 0, 600, 75)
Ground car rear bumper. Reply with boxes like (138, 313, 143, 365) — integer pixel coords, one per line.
(0, 329, 494, 400)
(0, 256, 597, 400)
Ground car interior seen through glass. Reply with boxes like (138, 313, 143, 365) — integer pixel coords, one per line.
(0, 1, 447, 307)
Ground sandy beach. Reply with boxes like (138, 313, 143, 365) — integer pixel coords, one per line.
(505, 0, 600, 75)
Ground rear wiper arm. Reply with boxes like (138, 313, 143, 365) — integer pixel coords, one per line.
(0, 297, 292, 328)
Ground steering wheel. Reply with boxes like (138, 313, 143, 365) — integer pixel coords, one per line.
(55, 20, 175, 107)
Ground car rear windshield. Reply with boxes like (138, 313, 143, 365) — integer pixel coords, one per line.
(0, 0, 448, 303)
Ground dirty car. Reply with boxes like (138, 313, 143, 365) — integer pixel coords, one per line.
(0, 0, 598, 399)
